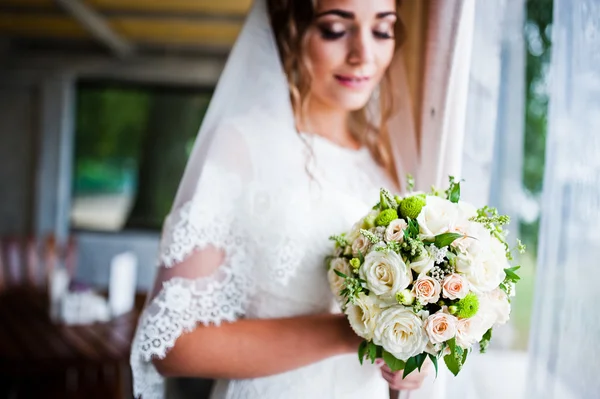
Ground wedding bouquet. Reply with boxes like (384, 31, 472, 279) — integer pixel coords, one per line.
(326, 176, 523, 377)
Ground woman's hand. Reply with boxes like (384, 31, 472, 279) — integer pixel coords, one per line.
(375, 359, 431, 391)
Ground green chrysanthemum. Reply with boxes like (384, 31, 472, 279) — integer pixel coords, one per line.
(453, 293, 480, 319)
(375, 209, 398, 227)
(399, 195, 426, 220)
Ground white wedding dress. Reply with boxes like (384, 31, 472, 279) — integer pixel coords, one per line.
(131, 112, 447, 399)
(130, 1, 450, 397)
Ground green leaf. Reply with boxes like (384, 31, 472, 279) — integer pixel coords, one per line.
(504, 268, 521, 282)
(433, 233, 463, 248)
(462, 347, 469, 365)
(358, 250, 365, 265)
(358, 341, 368, 365)
(428, 354, 439, 378)
(415, 353, 427, 372)
(403, 356, 419, 379)
(368, 342, 378, 363)
(334, 269, 348, 279)
(480, 328, 493, 353)
(446, 176, 461, 203)
(449, 185, 460, 203)
(383, 350, 406, 372)
(443, 338, 464, 376)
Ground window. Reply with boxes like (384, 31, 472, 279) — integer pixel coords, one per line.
(70, 81, 212, 232)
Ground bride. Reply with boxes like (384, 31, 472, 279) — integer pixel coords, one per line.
(131, 0, 454, 397)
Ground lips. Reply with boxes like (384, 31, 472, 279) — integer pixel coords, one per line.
(335, 74, 371, 89)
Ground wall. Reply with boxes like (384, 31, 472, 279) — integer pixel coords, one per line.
(0, 83, 38, 236)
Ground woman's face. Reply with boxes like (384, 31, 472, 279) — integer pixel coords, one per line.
(305, 0, 398, 112)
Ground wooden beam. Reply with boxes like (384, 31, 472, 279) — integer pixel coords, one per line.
(55, 0, 134, 58)
(0, 14, 241, 47)
(0, 0, 252, 15)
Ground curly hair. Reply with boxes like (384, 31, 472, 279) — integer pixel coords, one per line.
(267, 0, 406, 186)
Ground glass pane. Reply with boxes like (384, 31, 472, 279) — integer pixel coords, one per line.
(70, 81, 212, 231)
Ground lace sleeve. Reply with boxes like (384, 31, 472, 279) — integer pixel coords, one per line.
(130, 127, 257, 399)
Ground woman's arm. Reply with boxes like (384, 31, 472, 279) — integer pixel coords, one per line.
(153, 313, 360, 379)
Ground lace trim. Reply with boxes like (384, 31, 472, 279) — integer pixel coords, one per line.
(131, 197, 254, 398)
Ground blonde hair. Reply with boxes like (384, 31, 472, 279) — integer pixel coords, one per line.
(268, 0, 406, 186)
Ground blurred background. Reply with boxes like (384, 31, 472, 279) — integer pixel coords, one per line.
(0, 0, 598, 398)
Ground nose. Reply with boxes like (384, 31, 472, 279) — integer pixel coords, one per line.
(347, 29, 375, 66)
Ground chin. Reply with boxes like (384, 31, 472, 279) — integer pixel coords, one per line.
(331, 93, 373, 112)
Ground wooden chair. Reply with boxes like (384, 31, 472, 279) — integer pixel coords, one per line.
(0, 234, 77, 292)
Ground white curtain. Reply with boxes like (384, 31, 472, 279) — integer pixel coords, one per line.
(449, 1, 530, 398)
(526, 1, 600, 398)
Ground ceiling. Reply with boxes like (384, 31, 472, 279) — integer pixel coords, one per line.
(0, 0, 253, 57)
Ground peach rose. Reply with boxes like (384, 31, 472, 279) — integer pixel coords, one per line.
(425, 312, 458, 344)
(442, 274, 470, 300)
(412, 276, 441, 304)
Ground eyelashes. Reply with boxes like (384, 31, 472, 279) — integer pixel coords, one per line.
(318, 26, 395, 41)
(319, 27, 346, 40)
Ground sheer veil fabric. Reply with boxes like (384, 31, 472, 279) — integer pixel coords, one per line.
(130, 0, 474, 398)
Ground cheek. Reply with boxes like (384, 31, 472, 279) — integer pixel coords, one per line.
(306, 36, 346, 82)
(375, 44, 396, 77)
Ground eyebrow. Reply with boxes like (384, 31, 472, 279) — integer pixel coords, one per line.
(315, 9, 397, 20)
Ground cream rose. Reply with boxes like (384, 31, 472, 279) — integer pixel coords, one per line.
(409, 252, 435, 275)
(466, 239, 507, 293)
(360, 250, 412, 299)
(345, 293, 381, 341)
(373, 306, 428, 361)
(385, 219, 408, 242)
(417, 196, 459, 240)
(352, 235, 371, 257)
(442, 274, 470, 300)
(478, 288, 511, 326)
(455, 316, 489, 349)
(424, 312, 458, 344)
(327, 258, 352, 301)
(412, 276, 441, 304)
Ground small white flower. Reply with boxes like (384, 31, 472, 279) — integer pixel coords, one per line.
(428, 244, 448, 264)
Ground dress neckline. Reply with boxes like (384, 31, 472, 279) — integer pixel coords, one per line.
(298, 131, 369, 156)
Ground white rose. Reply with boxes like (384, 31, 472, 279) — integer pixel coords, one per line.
(385, 219, 408, 242)
(352, 235, 371, 257)
(424, 312, 458, 344)
(412, 276, 442, 304)
(478, 288, 511, 326)
(442, 274, 470, 300)
(360, 250, 412, 299)
(455, 316, 489, 349)
(373, 306, 428, 361)
(417, 196, 459, 240)
(464, 239, 507, 293)
(345, 293, 381, 341)
(328, 258, 352, 301)
(409, 252, 435, 275)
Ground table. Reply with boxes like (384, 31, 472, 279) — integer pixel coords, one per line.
(0, 288, 141, 399)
